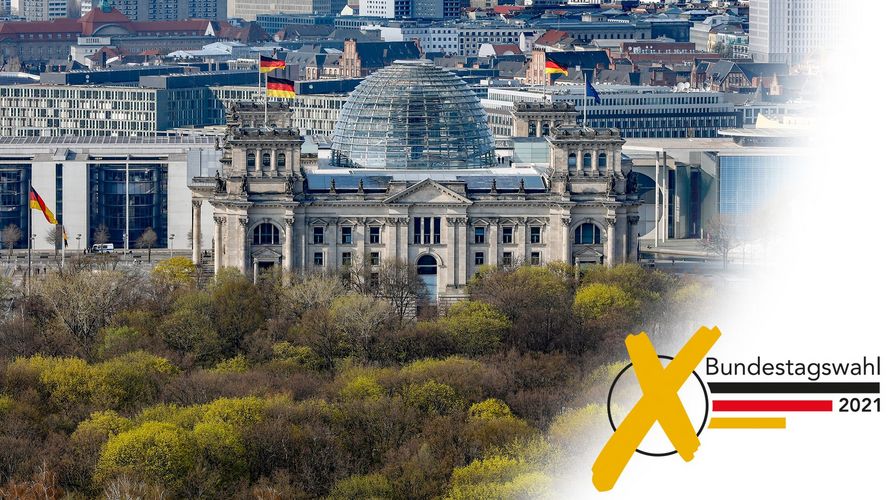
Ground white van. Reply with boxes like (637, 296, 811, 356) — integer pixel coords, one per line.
(90, 243, 114, 254)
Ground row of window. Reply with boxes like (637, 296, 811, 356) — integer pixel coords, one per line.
(307, 250, 543, 269)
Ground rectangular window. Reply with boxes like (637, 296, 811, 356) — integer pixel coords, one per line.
(433, 217, 441, 244)
(530, 251, 541, 265)
(530, 226, 541, 244)
(313, 252, 324, 266)
(341, 226, 352, 245)
(502, 251, 513, 266)
(369, 226, 380, 244)
(370, 272, 379, 288)
(414, 217, 422, 244)
(313, 226, 324, 244)
(474, 226, 485, 244)
(423, 217, 431, 244)
(370, 251, 380, 266)
(474, 252, 485, 265)
(502, 227, 513, 244)
(342, 252, 352, 266)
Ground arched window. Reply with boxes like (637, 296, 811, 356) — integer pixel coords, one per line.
(252, 223, 280, 245)
(246, 151, 255, 169)
(568, 153, 577, 170)
(261, 152, 271, 169)
(276, 152, 286, 168)
(417, 255, 437, 275)
(573, 223, 601, 245)
(597, 152, 607, 171)
(541, 121, 550, 136)
(583, 152, 592, 171)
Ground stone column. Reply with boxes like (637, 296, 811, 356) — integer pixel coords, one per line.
(458, 219, 468, 287)
(213, 215, 225, 273)
(282, 216, 294, 278)
(488, 221, 498, 266)
(328, 221, 337, 270)
(628, 215, 640, 263)
(536, 120, 542, 137)
(615, 212, 628, 265)
(238, 216, 249, 276)
(191, 200, 202, 264)
(398, 218, 409, 264)
(577, 149, 583, 174)
(605, 216, 617, 267)
(445, 218, 456, 288)
(562, 217, 571, 263)
(296, 213, 306, 270)
(356, 219, 366, 261)
(385, 218, 398, 261)
(517, 219, 528, 263)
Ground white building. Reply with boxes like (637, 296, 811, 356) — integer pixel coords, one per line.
(748, 0, 842, 63)
(19, 0, 70, 21)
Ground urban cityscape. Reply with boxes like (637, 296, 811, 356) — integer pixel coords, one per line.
(0, 0, 836, 498)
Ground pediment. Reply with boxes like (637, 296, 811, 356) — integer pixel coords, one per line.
(384, 179, 471, 205)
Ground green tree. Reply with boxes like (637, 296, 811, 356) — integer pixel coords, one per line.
(95, 421, 197, 491)
(437, 301, 510, 355)
(152, 256, 197, 290)
(403, 380, 464, 415)
(209, 268, 264, 356)
(573, 283, 640, 322)
(328, 473, 394, 500)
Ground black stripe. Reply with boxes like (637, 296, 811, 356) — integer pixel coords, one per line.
(707, 382, 880, 394)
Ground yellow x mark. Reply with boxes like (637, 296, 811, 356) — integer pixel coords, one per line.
(592, 326, 721, 492)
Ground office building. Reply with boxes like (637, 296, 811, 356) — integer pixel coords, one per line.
(749, 0, 842, 63)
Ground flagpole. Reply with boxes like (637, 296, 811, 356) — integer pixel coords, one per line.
(583, 71, 588, 128)
(26, 179, 32, 294)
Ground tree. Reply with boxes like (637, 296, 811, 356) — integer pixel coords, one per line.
(136, 227, 158, 262)
(330, 294, 392, 361)
(93, 223, 111, 246)
(152, 256, 197, 290)
(208, 269, 264, 356)
(701, 216, 738, 270)
(374, 259, 426, 324)
(573, 283, 640, 323)
(436, 301, 509, 356)
(45, 226, 61, 256)
(1, 223, 22, 256)
(36, 269, 141, 354)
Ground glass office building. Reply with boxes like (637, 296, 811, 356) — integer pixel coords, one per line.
(89, 163, 169, 248)
(717, 154, 796, 217)
(331, 60, 496, 170)
(0, 163, 29, 249)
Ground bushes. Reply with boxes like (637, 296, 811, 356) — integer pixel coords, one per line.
(436, 301, 510, 356)
(328, 473, 394, 500)
(95, 421, 196, 490)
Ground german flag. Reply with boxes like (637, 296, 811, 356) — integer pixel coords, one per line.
(267, 76, 296, 98)
(29, 187, 58, 225)
(544, 56, 569, 76)
(259, 55, 285, 73)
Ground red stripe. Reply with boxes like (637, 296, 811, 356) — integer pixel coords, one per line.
(267, 83, 294, 92)
(261, 61, 285, 68)
(712, 400, 833, 412)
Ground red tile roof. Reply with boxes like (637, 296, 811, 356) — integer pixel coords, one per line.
(535, 30, 570, 46)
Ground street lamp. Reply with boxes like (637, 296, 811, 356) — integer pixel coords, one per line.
(169, 234, 175, 258)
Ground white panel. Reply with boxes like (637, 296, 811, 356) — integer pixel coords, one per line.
(63, 162, 89, 252)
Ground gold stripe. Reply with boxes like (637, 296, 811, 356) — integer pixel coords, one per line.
(266, 90, 296, 98)
(708, 417, 786, 429)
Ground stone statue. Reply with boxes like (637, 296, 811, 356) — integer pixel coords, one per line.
(214, 170, 226, 193)
(626, 172, 637, 194)
(240, 176, 248, 194)
(606, 174, 615, 195)
(285, 174, 295, 195)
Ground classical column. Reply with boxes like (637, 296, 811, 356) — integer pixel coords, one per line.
(398, 218, 409, 264)
(356, 218, 366, 261)
(328, 221, 337, 270)
(517, 219, 528, 263)
(296, 212, 306, 270)
(488, 221, 498, 266)
(628, 215, 640, 263)
(536, 120, 542, 137)
(213, 215, 225, 273)
(562, 217, 571, 263)
(385, 218, 398, 261)
(615, 212, 628, 265)
(458, 219, 468, 287)
(577, 149, 583, 174)
(191, 200, 202, 264)
(605, 216, 617, 268)
(445, 218, 456, 288)
(238, 216, 249, 276)
(282, 216, 294, 277)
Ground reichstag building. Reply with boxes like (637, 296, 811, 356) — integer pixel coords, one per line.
(191, 60, 642, 301)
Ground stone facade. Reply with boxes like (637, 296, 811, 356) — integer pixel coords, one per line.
(191, 102, 641, 301)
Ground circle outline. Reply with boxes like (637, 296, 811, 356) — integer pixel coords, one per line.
(605, 355, 710, 457)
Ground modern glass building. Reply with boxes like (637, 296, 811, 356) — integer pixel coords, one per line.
(715, 154, 795, 217)
(331, 60, 496, 170)
(89, 163, 169, 248)
(0, 163, 30, 249)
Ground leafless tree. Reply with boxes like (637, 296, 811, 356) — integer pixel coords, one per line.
(93, 223, 110, 245)
(701, 215, 738, 270)
(45, 226, 61, 256)
(373, 258, 426, 324)
(136, 227, 158, 262)
(1, 224, 22, 256)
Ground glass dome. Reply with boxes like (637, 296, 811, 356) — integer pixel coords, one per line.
(330, 60, 496, 170)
